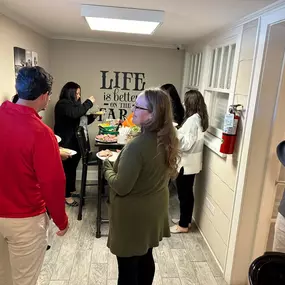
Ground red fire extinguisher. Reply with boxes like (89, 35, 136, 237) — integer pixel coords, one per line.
(220, 104, 242, 154)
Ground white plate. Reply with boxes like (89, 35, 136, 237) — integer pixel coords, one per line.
(61, 148, 77, 156)
(96, 151, 119, 162)
(94, 111, 105, 115)
(173, 122, 178, 127)
(55, 135, 61, 143)
(68, 150, 77, 156)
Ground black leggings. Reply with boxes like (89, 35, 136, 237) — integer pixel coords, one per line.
(62, 152, 81, 198)
(176, 167, 196, 228)
(117, 248, 155, 285)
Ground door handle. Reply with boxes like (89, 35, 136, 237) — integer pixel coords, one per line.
(275, 180, 285, 186)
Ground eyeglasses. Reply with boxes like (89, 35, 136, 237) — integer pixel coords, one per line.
(133, 105, 149, 111)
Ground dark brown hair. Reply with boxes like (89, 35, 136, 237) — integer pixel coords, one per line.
(161, 83, 185, 126)
(184, 90, 209, 132)
(12, 94, 19, 103)
(141, 88, 180, 178)
(59, 81, 81, 102)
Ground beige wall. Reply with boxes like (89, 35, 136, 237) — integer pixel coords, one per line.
(193, 20, 258, 270)
(49, 39, 184, 142)
(0, 14, 50, 122)
(0, 14, 184, 132)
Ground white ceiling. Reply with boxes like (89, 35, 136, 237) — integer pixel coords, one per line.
(0, 0, 278, 47)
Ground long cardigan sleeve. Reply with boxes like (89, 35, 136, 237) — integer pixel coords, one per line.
(103, 143, 142, 196)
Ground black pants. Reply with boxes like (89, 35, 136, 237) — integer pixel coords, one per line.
(62, 152, 81, 198)
(176, 167, 196, 228)
(117, 248, 155, 285)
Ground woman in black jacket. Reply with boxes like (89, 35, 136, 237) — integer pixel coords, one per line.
(161, 84, 185, 127)
(54, 82, 96, 206)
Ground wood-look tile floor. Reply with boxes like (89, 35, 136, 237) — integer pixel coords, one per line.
(37, 183, 227, 285)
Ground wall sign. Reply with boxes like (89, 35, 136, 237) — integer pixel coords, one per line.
(98, 70, 146, 121)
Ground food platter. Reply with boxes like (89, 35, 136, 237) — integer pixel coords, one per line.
(95, 134, 117, 143)
(96, 150, 119, 162)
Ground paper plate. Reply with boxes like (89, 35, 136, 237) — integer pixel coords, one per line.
(61, 148, 77, 156)
(96, 151, 119, 162)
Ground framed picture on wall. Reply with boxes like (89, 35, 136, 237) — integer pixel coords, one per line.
(13, 47, 38, 78)
(32, 51, 38, 66)
(25, 50, 32, 67)
(13, 47, 25, 78)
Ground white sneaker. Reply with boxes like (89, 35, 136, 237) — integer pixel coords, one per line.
(171, 218, 191, 228)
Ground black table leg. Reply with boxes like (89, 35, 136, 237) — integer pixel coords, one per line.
(95, 143, 124, 238)
(96, 159, 102, 238)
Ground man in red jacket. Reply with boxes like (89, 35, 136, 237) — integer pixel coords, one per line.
(0, 66, 69, 285)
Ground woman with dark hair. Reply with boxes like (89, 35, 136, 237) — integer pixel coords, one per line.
(170, 89, 209, 234)
(12, 94, 19, 103)
(103, 88, 180, 284)
(161, 83, 185, 126)
(54, 82, 96, 206)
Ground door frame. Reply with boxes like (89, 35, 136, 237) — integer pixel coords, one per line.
(252, 26, 285, 258)
(225, 6, 285, 284)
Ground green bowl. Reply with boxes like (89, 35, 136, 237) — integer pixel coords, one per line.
(98, 125, 119, 135)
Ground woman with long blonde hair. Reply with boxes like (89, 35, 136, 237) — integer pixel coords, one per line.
(170, 89, 209, 234)
(103, 88, 179, 285)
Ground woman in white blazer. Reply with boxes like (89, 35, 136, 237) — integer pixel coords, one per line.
(170, 90, 209, 234)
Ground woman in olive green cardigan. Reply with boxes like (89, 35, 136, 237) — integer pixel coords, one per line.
(103, 88, 180, 285)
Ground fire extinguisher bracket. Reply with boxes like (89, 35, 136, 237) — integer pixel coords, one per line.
(229, 104, 243, 114)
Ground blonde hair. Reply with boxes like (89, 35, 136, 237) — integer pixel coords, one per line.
(141, 88, 180, 178)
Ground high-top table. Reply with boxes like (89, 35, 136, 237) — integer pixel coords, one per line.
(94, 141, 125, 238)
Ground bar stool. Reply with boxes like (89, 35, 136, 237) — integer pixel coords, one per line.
(76, 126, 98, 220)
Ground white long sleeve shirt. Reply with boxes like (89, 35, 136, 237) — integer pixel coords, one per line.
(177, 113, 204, 175)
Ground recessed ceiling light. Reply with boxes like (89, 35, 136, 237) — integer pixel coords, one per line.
(81, 5, 164, 35)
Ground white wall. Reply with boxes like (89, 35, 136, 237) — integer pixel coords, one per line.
(188, 20, 258, 272)
(0, 14, 50, 122)
(49, 39, 184, 141)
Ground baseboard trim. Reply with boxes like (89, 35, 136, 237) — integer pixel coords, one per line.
(192, 217, 224, 274)
(76, 170, 98, 181)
